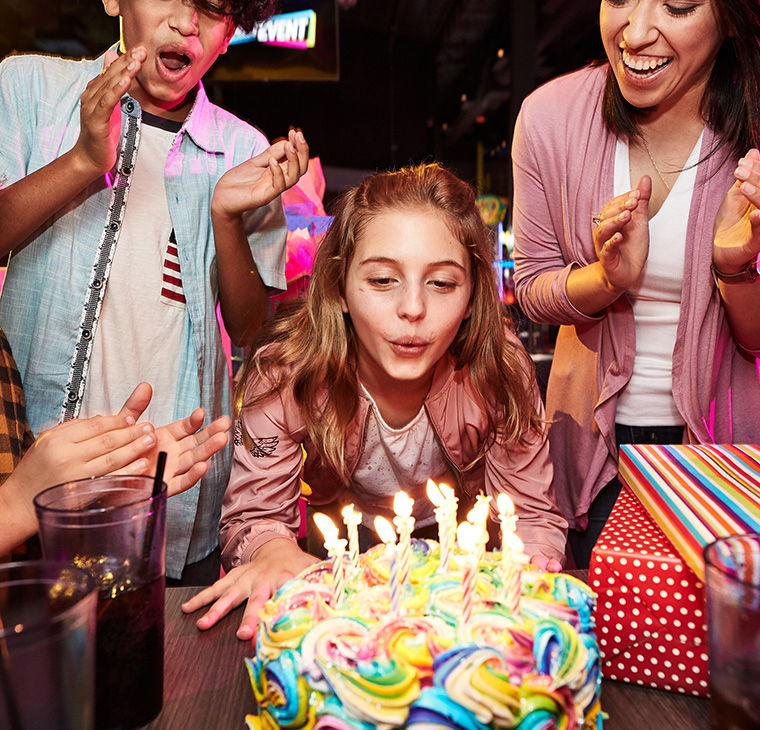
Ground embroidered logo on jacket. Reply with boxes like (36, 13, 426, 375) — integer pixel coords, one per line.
(235, 420, 279, 456)
(249, 436, 279, 457)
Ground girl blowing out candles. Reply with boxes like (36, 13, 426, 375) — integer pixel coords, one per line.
(182, 163, 567, 640)
(512, 0, 760, 568)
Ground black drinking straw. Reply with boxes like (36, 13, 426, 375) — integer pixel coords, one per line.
(142, 452, 167, 562)
(152, 451, 167, 498)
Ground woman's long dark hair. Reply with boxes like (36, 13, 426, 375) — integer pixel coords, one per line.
(602, 0, 760, 156)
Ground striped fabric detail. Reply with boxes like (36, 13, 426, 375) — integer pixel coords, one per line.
(63, 109, 140, 422)
(619, 443, 760, 580)
(161, 230, 186, 305)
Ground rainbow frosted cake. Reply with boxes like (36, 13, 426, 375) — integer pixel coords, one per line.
(245, 539, 604, 730)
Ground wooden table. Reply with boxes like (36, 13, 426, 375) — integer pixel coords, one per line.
(140, 584, 710, 730)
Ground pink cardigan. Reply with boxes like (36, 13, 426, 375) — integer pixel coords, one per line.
(512, 64, 760, 530)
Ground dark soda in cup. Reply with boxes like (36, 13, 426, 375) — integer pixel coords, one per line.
(95, 577, 165, 729)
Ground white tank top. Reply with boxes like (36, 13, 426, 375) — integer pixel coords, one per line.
(614, 131, 703, 426)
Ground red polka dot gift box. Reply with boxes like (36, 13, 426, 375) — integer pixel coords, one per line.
(590, 487, 709, 697)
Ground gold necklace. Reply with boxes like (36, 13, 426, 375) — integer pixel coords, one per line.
(641, 136, 672, 192)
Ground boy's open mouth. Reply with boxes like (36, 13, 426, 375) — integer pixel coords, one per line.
(160, 51, 191, 71)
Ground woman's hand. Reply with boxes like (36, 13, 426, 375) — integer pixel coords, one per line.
(592, 175, 652, 291)
(181, 538, 320, 640)
(713, 148, 760, 273)
(566, 176, 652, 315)
(530, 554, 563, 573)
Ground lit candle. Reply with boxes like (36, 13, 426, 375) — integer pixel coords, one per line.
(313, 512, 347, 607)
(393, 491, 415, 584)
(439, 482, 458, 571)
(496, 492, 518, 575)
(456, 521, 479, 624)
(467, 494, 491, 563)
(374, 515, 401, 617)
(426, 480, 451, 572)
(502, 530, 529, 616)
(341, 504, 362, 572)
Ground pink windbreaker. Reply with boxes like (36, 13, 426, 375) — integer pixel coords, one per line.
(220, 349, 568, 569)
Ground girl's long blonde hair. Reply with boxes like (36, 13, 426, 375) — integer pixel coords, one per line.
(237, 163, 543, 483)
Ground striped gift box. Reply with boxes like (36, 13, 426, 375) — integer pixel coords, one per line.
(618, 444, 760, 581)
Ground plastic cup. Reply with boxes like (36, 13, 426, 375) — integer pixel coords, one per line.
(0, 560, 97, 730)
(704, 533, 760, 730)
(34, 476, 167, 730)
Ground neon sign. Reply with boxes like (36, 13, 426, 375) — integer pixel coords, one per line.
(230, 9, 317, 50)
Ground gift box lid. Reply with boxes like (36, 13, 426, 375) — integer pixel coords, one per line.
(619, 443, 760, 581)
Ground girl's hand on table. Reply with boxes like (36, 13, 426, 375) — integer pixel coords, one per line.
(530, 554, 563, 573)
(181, 538, 319, 641)
(713, 148, 760, 273)
(593, 175, 651, 292)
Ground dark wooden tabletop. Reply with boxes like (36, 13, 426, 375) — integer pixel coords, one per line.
(140, 577, 710, 730)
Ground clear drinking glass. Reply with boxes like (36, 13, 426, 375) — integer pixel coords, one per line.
(0, 560, 97, 730)
(35, 476, 167, 730)
(704, 533, 760, 730)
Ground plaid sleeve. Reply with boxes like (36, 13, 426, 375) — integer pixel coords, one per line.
(0, 328, 34, 485)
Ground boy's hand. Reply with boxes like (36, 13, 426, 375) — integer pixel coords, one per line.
(211, 128, 310, 220)
(154, 409, 231, 497)
(117, 382, 231, 496)
(74, 46, 147, 178)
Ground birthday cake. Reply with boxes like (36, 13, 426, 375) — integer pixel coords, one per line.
(244, 538, 604, 730)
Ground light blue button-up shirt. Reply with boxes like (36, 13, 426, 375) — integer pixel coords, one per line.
(0, 49, 287, 577)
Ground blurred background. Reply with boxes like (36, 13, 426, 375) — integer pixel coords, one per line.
(0, 0, 606, 386)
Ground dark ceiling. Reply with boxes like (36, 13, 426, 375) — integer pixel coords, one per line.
(0, 0, 604, 197)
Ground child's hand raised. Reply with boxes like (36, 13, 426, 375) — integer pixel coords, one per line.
(211, 128, 309, 220)
(117, 382, 231, 497)
(74, 46, 146, 178)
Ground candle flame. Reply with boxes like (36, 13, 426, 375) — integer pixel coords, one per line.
(497, 493, 515, 516)
(457, 521, 479, 553)
(467, 499, 490, 525)
(439, 483, 455, 500)
(374, 515, 397, 545)
(426, 479, 444, 507)
(393, 490, 414, 518)
(341, 504, 362, 524)
(313, 512, 339, 543)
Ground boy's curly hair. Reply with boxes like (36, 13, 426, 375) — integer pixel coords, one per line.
(227, 0, 279, 32)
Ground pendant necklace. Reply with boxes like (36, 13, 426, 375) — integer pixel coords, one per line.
(641, 136, 672, 192)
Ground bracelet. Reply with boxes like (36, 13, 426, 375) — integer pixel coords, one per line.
(710, 256, 760, 286)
